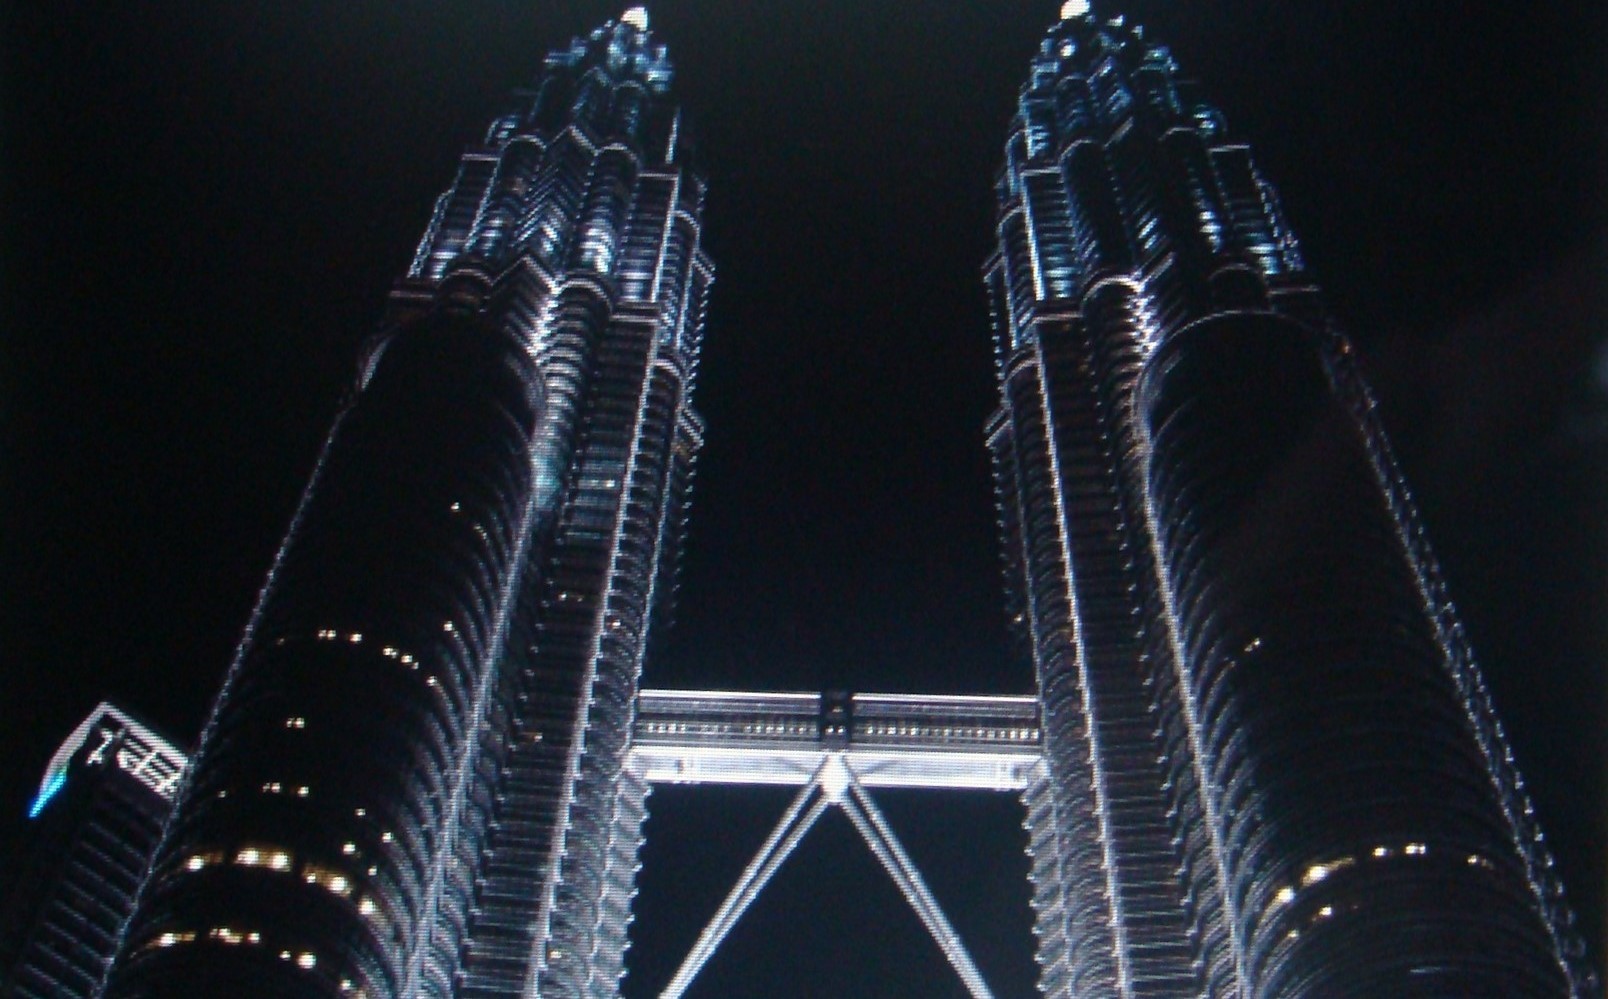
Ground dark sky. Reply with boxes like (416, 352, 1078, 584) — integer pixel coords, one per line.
(3, 2, 1605, 995)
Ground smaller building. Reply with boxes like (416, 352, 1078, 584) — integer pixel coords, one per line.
(0, 704, 187, 998)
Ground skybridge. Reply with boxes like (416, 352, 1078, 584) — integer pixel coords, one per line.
(630, 689, 1044, 999)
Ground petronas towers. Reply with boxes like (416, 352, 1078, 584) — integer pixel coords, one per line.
(16, 5, 1588, 997)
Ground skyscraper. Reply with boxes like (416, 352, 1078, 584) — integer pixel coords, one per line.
(985, 3, 1596, 996)
(58, 4, 1594, 998)
(105, 9, 710, 996)
(0, 705, 185, 999)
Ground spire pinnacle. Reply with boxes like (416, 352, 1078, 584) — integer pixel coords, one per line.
(1060, 0, 1091, 19)
(622, 6, 649, 31)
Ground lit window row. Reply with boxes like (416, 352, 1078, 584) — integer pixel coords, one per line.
(259, 781, 312, 798)
(1301, 855, 1357, 887)
(138, 926, 363, 993)
(640, 719, 812, 737)
(209, 926, 261, 946)
(236, 845, 294, 870)
(638, 719, 1040, 743)
(184, 850, 225, 872)
(183, 844, 376, 895)
(303, 863, 353, 897)
(311, 629, 421, 667)
(859, 722, 1040, 742)
(1269, 842, 1486, 920)
(147, 930, 195, 951)
(181, 843, 395, 939)
(140, 925, 261, 952)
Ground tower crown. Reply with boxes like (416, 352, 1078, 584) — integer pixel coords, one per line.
(551, 9, 673, 95)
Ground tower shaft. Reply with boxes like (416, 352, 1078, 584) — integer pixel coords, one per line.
(105, 14, 710, 998)
(988, 9, 1594, 997)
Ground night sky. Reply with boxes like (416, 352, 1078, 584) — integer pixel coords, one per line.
(4, 2, 1605, 995)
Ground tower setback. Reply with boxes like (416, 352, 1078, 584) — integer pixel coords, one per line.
(986, 7, 1596, 997)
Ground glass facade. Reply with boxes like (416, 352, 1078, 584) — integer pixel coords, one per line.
(987, 8, 1596, 997)
(104, 10, 710, 998)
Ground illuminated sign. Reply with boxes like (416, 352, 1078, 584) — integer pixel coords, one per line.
(28, 703, 187, 818)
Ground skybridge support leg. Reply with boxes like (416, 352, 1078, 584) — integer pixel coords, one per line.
(840, 776, 995, 999)
(659, 780, 830, 999)
(657, 756, 995, 999)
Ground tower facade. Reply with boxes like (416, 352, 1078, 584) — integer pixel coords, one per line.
(106, 10, 710, 997)
(986, 5, 1595, 997)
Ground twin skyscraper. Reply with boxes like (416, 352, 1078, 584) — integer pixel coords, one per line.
(17, 5, 1593, 997)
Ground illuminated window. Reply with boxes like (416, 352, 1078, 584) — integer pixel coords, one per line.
(154, 930, 196, 950)
(1301, 856, 1355, 887)
(303, 864, 354, 898)
(228, 842, 291, 868)
(185, 850, 224, 872)
(208, 926, 261, 946)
